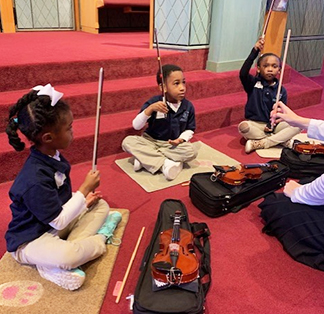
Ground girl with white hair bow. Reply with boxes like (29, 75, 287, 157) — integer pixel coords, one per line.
(5, 84, 121, 290)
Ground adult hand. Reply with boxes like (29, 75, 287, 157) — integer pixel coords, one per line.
(271, 101, 310, 129)
(283, 180, 301, 198)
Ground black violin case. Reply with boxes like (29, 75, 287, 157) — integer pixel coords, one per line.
(189, 160, 289, 218)
(280, 145, 324, 180)
(133, 199, 211, 314)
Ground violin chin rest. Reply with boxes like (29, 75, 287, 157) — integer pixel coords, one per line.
(152, 261, 173, 272)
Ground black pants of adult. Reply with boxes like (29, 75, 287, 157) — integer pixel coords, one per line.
(259, 192, 324, 271)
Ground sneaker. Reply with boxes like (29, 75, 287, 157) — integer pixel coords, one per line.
(162, 159, 183, 180)
(281, 138, 294, 149)
(97, 211, 122, 245)
(133, 158, 143, 172)
(36, 265, 85, 290)
(245, 139, 267, 154)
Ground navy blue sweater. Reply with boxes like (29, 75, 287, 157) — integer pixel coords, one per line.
(240, 48, 287, 123)
(6, 147, 72, 252)
(139, 95, 196, 141)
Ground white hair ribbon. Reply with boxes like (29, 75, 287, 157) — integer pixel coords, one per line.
(32, 83, 64, 106)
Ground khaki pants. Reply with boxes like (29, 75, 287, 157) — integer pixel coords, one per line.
(11, 199, 109, 270)
(122, 133, 198, 174)
(238, 120, 301, 148)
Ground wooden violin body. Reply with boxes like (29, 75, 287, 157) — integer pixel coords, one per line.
(211, 163, 278, 186)
(151, 211, 199, 285)
(293, 141, 324, 155)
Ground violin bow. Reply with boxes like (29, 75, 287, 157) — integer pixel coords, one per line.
(154, 28, 167, 118)
(92, 67, 104, 172)
(154, 28, 166, 103)
(271, 28, 291, 129)
(116, 227, 145, 303)
(276, 29, 291, 103)
(261, 0, 275, 39)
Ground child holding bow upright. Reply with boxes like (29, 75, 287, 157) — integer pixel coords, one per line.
(5, 84, 121, 290)
(122, 64, 197, 180)
(238, 37, 301, 153)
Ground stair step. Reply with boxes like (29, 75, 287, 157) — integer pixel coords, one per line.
(0, 67, 295, 133)
(0, 49, 208, 92)
(0, 32, 322, 185)
(0, 70, 321, 184)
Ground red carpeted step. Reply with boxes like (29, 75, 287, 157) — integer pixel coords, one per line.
(0, 49, 208, 92)
(0, 71, 321, 184)
(0, 67, 295, 133)
(0, 70, 243, 132)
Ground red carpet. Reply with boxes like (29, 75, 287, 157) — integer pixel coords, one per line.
(0, 31, 324, 314)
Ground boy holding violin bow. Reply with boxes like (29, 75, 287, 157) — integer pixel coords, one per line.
(122, 64, 197, 181)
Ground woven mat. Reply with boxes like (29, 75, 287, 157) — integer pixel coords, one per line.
(0, 208, 129, 314)
(115, 141, 239, 192)
(256, 133, 321, 158)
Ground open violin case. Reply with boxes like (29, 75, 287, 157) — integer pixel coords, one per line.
(133, 199, 211, 314)
(189, 160, 289, 218)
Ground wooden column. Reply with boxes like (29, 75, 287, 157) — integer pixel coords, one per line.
(149, 0, 154, 49)
(79, 0, 103, 34)
(74, 0, 80, 31)
(262, 11, 288, 57)
(0, 0, 15, 33)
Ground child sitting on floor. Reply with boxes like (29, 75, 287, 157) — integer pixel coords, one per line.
(122, 64, 197, 180)
(5, 84, 121, 290)
(238, 37, 301, 153)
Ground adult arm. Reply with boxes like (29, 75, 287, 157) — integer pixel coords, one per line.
(307, 119, 324, 141)
(271, 101, 310, 130)
(290, 175, 324, 206)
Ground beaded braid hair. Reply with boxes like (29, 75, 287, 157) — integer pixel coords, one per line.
(156, 64, 183, 86)
(6, 89, 71, 151)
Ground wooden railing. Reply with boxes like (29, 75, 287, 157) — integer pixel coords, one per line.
(0, 0, 15, 33)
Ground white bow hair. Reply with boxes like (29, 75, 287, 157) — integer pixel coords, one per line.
(32, 83, 64, 106)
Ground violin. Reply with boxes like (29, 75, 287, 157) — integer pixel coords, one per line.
(211, 163, 278, 186)
(151, 211, 199, 285)
(293, 141, 324, 155)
